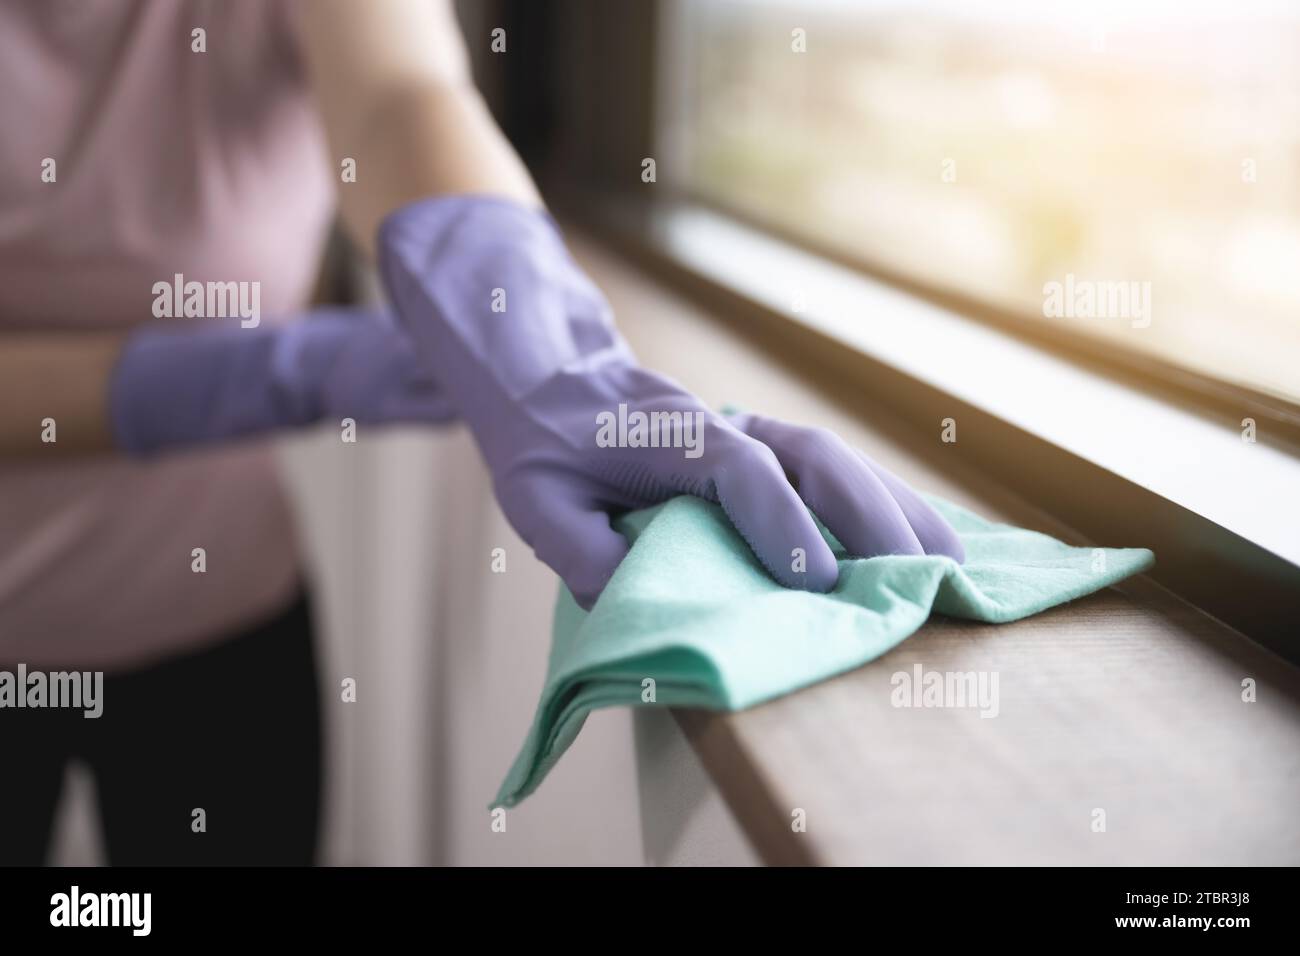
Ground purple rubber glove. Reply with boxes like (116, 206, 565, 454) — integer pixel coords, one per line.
(379, 195, 963, 609)
(110, 306, 456, 455)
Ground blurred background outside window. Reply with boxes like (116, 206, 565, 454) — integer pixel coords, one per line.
(667, 0, 1300, 404)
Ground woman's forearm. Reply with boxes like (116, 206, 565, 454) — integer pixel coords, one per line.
(0, 333, 121, 457)
(4, 3, 534, 460)
(297, 0, 542, 259)
(328, 83, 541, 259)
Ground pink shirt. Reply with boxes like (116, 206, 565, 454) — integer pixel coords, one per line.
(0, 1, 335, 669)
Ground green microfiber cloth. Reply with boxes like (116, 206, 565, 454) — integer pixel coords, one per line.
(494, 494, 1154, 808)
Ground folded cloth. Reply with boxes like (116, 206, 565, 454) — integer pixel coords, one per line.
(494, 494, 1154, 807)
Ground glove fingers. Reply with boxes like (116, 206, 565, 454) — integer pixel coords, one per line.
(857, 455, 965, 562)
(553, 507, 631, 611)
(790, 438, 926, 559)
(733, 415, 926, 559)
(510, 477, 631, 611)
(711, 436, 840, 593)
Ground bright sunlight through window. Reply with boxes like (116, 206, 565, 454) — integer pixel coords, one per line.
(670, 0, 1300, 403)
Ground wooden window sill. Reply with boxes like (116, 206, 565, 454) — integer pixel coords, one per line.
(566, 225, 1300, 867)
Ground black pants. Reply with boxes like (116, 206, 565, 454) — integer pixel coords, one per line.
(0, 595, 321, 866)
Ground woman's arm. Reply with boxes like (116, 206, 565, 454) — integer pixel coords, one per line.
(296, 0, 542, 258)
(0, 1, 495, 462)
(306, 2, 966, 607)
(0, 311, 459, 462)
(0, 333, 120, 457)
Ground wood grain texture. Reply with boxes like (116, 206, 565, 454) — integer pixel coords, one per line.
(569, 229, 1300, 867)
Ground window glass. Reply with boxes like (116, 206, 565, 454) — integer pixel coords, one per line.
(672, 0, 1300, 403)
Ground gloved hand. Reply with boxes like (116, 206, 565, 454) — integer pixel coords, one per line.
(379, 195, 963, 609)
(110, 305, 456, 455)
